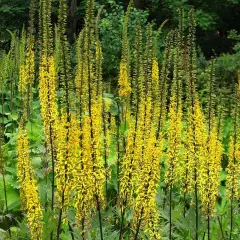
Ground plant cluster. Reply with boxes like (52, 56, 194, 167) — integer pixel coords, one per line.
(0, 0, 239, 240)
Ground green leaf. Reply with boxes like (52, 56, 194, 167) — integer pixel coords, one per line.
(0, 179, 20, 211)
(32, 156, 42, 167)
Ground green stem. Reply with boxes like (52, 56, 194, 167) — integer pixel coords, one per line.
(68, 222, 74, 240)
(183, 192, 186, 218)
(1, 88, 12, 239)
(195, 180, 198, 240)
(119, 202, 126, 240)
(230, 191, 233, 240)
(169, 186, 172, 240)
(207, 215, 210, 240)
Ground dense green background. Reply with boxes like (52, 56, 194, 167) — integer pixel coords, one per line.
(1, 0, 240, 87)
(1, 0, 240, 54)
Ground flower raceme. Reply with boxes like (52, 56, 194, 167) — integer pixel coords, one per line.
(118, 60, 131, 97)
(74, 114, 94, 228)
(226, 85, 240, 200)
(39, 55, 58, 150)
(226, 136, 240, 200)
(151, 58, 160, 123)
(119, 116, 137, 210)
(165, 96, 182, 188)
(55, 113, 80, 213)
(181, 100, 207, 194)
(132, 128, 162, 240)
(91, 99, 106, 204)
(165, 36, 183, 188)
(118, 1, 132, 98)
(17, 126, 43, 240)
(199, 126, 222, 217)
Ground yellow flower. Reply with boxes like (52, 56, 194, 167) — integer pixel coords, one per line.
(152, 58, 159, 86)
(152, 58, 160, 124)
(132, 129, 162, 239)
(104, 98, 112, 112)
(165, 98, 182, 187)
(226, 83, 240, 200)
(19, 65, 27, 94)
(74, 114, 94, 225)
(39, 55, 58, 150)
(56, 113, 80, 213)
(226, 136, 240, 200)
(119, 116, 137, 209)
(118, 60, 131, 97)
(91, 99, 105, 205)
(199, 126, 222, 217)
(17, 126, 43, 240)
(180, 100, 207, 194)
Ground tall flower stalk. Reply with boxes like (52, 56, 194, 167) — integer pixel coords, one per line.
(73, 0, 105, 238)
(38, 2, 58, 227)
(180, 10, 207, 239)
(39, 55, 58, 214)
(118, 1, 135, 238)
(17, 123, 43, 240)
(131, 23, 166, 240)
(226, 77, 240, 239)
(165, 28, 183, 240)
(198, 59, 222, 240)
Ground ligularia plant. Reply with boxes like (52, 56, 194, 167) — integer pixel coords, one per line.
(0, 0, 239, 239)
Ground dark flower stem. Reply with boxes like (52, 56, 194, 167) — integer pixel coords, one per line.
(56, 191, 64, 240)
(217, 216, 225, 240)
(134, 208, 143, 240)
(81, 217, 85, 240)
(96, 195, 104, 240)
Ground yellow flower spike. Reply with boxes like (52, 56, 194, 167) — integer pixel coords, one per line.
(199, 126, 222, 217)
(181, 100, 207, 194)
(74, 114, 94, 226)
(119, 116, 136, 209)
(152, 58, 159, 97)
(226, 83, 240, 201)
(226, 136, 240, 200)
(39, 55, 58, 149)
(132, 128, 162, 239)
(39, 54, 58, 213)
(17, 126, 43, 240)
(118, 60, 132, 97)
(57, 0, 73, 111)
(165, 29, 183, 190)
(104, 98, 112, 112)
(165, 98, 183, 187)
(56, 113, 80, 213)
(91, 99, 105, 205)
(19, 65, 27, 95)
(118, 1, 132, 98)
